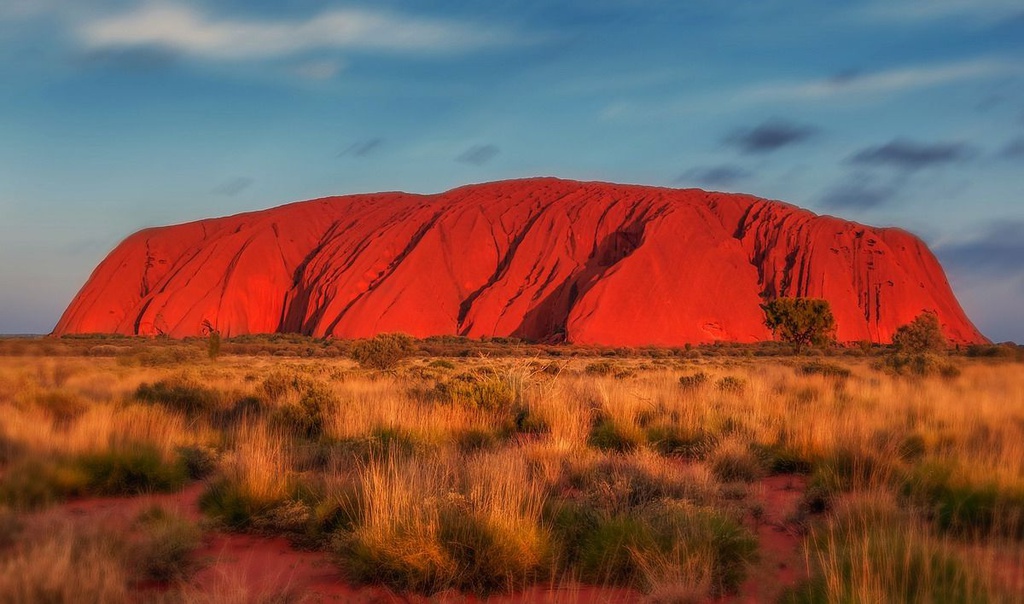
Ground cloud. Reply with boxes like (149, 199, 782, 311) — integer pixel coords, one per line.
(936, 221, 1024, 274)
(742, 58, 1021, 103)
(820, 172, 902, 209)
(78, 3, 522, 60)
(293, 59, 345, 81)
(457, 144, 500, 166)
(677, 165, 751, 188)
(338, 139, 383, 158)
(724, 119, 817, 154)
(77, 45, 179, 72)
(212, 177, 253, 196)
(847, 139, 974, 171)
(860, 0, 1024, 24)
(999, 137, 1024, 158)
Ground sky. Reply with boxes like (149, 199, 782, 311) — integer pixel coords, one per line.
(0, 1, 1022, 341)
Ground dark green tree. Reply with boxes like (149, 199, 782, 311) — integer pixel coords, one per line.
(892, 312, 947, 353)
(760, 297, 837, 350)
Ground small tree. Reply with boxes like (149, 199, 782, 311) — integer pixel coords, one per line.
(202, 320, 221, 360)
(761, 297, 836, 351)
(351, 333, 415, 371)
(892, 312, 947, 353)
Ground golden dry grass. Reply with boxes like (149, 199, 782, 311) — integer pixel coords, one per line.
(0, 342, 1022, 601)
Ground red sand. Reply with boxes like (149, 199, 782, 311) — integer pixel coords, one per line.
(53, 177, 985, 345)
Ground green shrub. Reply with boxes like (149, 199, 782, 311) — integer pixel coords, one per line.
(782, 499, 991, 603)
(646, 426, 718, 460)
(0, 458, 89, 509)
(710, 445, 765, 483)
(584, 361, 616, 376)
(351, 333, 415, 371)
(715, 376, 746, 394)
(877, 353, 961, 379)
(901, 462, 1024, 538)
(749, 442, 813, 475)
(429, 374, 516, 411)
(176, 445, 218, 480)
(454, 429, 499, 453)
(135, 377, 222, 416)
(77, 445, 189, 496)
(678, 372, 709, 390)
(572, 502, 756, 595)
(131, 506, 200, 581)
(588, 420, 639, 453)
(34, 391, 88, 425)
(199, 479, 266, 529)
(893, 312, 947, 354)
(271, 383, 336, 439)
(799, 361, 851, 379)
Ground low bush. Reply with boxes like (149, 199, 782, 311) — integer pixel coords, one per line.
(429, 374, 516, 411)
(570, 502, 756, 595)
(901, 462, 1024, 538)
(710, 442, 765, 483)
(351, 333, 415, 371)
(131, 506, 201, 582)
(678, 372, 709, 390)
(588, 419, 639, 453)
(135, 377, 222, 416)
(270, 383, 336, 439)
(782, 495, 991, 603)
(77, 445, 190, 496)
(715, 376, 746, 394)
(799, 361, 851, 379)
(646, 426, 718, 460)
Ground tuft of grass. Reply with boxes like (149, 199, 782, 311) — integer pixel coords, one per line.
(335, 451, 551, 594)
(0, 520, 130, 603)
(131, 506, 201, 582)
(588, 419, 639, 453)
(135, 376, 222, 416)
(782, 493, 992, 604)
(76, 444, 189, 496)
(677, 372, 709, 390)
(570, 501, 756, 595)
(901, 462, 1024, 538)
(710, 441, 765, 483)
(799, 361, 852, 379)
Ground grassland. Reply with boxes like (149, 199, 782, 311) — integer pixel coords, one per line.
(0, 336, 1022, 603)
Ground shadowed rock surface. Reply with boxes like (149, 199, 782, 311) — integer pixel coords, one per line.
(53, 178, 985, 345)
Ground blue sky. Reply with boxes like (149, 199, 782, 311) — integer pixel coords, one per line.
(1, 0, 1022, 341)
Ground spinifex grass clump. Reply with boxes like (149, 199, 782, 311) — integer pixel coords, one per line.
(335, 450, 552, 594)
(782, 493, 992, 604)
(200, 423, 295, 528)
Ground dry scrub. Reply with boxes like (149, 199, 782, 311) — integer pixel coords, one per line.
(0, 341, 1022, 601)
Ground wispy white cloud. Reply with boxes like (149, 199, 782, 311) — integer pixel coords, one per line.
(740, 58, 1021, 103)
(602, 58, 1023, 120)
(860, 0, 1024, 24)
(78, 2, 523, 60)
(293, 59, 346, 81)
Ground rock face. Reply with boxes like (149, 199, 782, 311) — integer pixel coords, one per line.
(53, 178, 986, 345)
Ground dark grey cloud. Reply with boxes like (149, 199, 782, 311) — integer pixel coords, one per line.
(999, 137, 1024, 158)
(338, 138, 383, 158)
(820, 172, 903, 209)
(937, 221, 1024, 274)
(677, 164, 751, 188)
(457, 144, 500, 165)
(212, 177, 253, 197)
(724, 119, 818, 154)
(847, 138, 974, 171)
